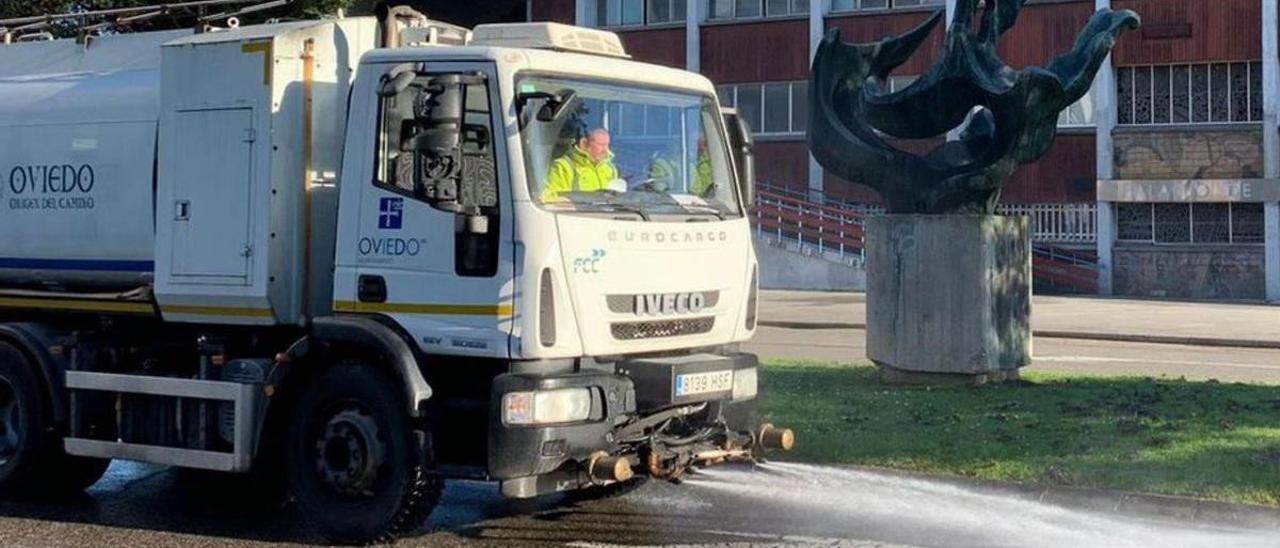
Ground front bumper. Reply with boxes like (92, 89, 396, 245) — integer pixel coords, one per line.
(489, 352, 765, 497)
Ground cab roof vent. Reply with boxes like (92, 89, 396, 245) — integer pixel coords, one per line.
(470, 22, 630, 59)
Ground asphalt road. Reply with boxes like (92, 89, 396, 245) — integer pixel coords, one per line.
(745, 325, 1280, 384)
(0, 460, 1275, 547)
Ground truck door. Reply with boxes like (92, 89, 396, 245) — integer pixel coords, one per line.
(336, 62, 514, 359)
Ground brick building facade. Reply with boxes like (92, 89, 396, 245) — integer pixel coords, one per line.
(528, 0, 1280, 302)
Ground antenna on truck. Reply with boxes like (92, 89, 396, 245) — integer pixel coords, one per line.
(0, 0, 294, 44)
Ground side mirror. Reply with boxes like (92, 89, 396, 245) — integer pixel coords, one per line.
(410, 72, 487, 209)
(721, 107, 756, 208)
(515, 89, 581, 128)
(539, 89, 581, 122)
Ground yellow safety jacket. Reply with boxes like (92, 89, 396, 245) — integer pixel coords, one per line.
(647, 153, 715, 196)
(542, 146, 619, 202)
(692, 154, 714, 196)
(647, 155, 679, 192)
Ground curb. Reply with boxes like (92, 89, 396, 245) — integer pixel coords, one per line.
(1032, 330, 1280, 350)
(757, 321, 1280, 350)
(829, 464, 1280, 530)
(759, 320, 867, 330)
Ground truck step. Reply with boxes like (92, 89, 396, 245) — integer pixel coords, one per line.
(64, 371, 261, 472)
(63, 438, 243, 472)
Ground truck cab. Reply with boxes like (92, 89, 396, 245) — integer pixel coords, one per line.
(0, 10, 786, 544)
(330, 21, 773, 496)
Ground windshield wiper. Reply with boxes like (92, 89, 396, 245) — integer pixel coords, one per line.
(606, 204, 651, 221)
(680, 204, 727, 220)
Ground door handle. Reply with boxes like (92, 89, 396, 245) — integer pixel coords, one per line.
(174, 200, 191, 221)
(358, 275, 387, 303)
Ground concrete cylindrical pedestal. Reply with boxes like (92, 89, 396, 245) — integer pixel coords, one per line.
(866, 215, 1032, 385)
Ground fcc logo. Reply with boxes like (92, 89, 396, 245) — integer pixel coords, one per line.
(378, 197, 404, 230)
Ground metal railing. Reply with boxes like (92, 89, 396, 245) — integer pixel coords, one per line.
(751, 189, 867, 264)
(750, 183, 1103, 293)
(1032, 244, 1101, 293)
(755, 182, 882, 215)
(996, 203, 1097, 243)
(755, 182, 1098, 244)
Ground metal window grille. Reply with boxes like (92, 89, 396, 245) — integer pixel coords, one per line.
(1115, 202, 1265, 245)
(1116, 62, 1264, 126)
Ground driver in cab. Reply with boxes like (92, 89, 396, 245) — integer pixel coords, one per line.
(541, 128, 625, 202)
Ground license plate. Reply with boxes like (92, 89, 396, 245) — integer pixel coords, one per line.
(675, 370, 733, 397)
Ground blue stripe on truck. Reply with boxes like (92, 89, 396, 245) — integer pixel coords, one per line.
(0, 258, 155, 272)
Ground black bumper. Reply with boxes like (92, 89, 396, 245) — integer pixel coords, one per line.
(487, 352, 759, 482)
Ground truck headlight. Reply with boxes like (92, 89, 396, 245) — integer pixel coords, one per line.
(732, 368, 758, 401)
(503, 388, 592, 425)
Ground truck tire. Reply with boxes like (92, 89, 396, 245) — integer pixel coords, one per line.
(287, 362, 443, 544)
(0, 342, 109, 498)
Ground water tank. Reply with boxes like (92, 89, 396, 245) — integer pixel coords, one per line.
(0, 30, 187, 290)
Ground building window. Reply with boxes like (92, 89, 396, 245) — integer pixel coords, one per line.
(1116, 203, 1265, 244)
(1117, 62, 1263, 126)
(830, 0, 941, 12)
(717, 81, 809, 135)
(709, 0, 809, 20)
(596, 0, 686, 27)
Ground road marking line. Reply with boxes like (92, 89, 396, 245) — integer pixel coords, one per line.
(1034, 355, 1280, 371)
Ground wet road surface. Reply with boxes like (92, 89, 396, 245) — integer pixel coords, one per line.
(0, 460, 1275, 547)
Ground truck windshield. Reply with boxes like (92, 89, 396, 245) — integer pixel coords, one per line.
(518, 76, 741, 219)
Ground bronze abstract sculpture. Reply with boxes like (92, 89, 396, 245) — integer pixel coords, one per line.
(809, 0, 1140, 214)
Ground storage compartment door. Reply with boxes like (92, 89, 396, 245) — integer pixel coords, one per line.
(169, 108, 254, 284)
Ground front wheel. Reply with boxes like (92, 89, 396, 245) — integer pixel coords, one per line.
(287, 362, 442, 544)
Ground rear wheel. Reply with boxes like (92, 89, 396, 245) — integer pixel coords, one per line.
(0, 342, 109, 498)
(287, 362, 442, 544)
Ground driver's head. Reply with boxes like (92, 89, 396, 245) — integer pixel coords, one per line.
(579, 128, 611, 163)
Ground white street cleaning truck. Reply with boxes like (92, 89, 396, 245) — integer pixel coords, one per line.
(0, 2, 790, 543)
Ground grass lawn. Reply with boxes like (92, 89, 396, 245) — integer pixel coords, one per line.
(758, 360, 1280, 507)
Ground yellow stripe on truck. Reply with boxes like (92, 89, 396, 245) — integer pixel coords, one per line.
(240, 41, 273, 85)
(0, 297, 154, 315)
(161, 305, 275, 318)
(334, 301, 514, 318)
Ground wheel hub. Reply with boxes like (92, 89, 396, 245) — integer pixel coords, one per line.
(315, 407, 385, 497)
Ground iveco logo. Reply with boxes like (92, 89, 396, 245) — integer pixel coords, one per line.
(608, 229, 729, 245)
(635, 293, 705, 316)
